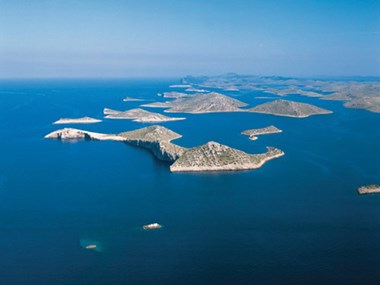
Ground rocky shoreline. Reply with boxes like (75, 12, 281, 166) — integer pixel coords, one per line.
(45, 126, 284, 172)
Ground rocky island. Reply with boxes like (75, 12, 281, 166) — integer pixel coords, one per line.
(103, 108, 185, 123)
(162, 91, 191, 98)
(143, 223, 162, 230)
(53, 117, 102, 124)
(142, 92, 247, 113)
(357, 185, 380, 195)
(45, 125, 284, 172)
(170, 142, 284, 172)
(248, 99, 332, 118)
(264, 87, 322, 97)
(241, 125, 282, 140)
(123, 96, 144, 102)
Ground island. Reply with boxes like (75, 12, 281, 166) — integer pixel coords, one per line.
(170, 142, 284, 172)
(143, 223, 162, 230)
(45, 125, 284, 172)
(357, 184, 380, 195)
(53, 117, 102, 124)
(103, 108, 185, 123)
(44, 128, 124, 141)
(185, 87, 208, 93)
(142, 92, 247, 113)
(123, 96, 144, 102)
(162, 91, 191, 98)
(241, 125, 282, 140)
(247, 99, 332, 118)
(264, 86, 322, 97)
(180, 73, 380, 114)
(169, 84, 191, 88)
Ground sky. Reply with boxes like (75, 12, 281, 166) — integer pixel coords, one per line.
(0, 0, 379, 78)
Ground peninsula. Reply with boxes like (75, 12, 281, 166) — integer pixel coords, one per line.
(45, 125, 284, 172)
(45, 126, 186, 162)
(248, 99, 332, 118)
(103, 108, 185, 123)
(53, 117, 102, 124)
(357, 185, 380, 195)
(142, 92, 247, 113)
(241, 125, 282, 140)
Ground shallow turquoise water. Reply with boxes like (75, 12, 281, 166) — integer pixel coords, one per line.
(0, 79, 379, 285)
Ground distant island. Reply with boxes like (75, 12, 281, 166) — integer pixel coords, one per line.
(162, 91, 191, 98)
(53, 117, 102, 124)
(123, 96, 144, 102)
(242, 125, 282, 140)
(264, 86, 322, 97)
(169, 84, 191, 88)
(248, 99, 332, 118)
(357, 185, 380, 195)
(181, 73, 380, 113)
(143, 91, 331, 117)
(142, 92, 247, 113)
(103, 108, 185, 123)
(45, 125, 284, 172)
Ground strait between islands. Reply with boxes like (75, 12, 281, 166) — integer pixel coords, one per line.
(45, 126, 284, 172)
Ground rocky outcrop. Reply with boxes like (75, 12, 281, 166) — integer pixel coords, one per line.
(103, 108, 185, 122)
(53, 117, 102, 124)
(170, 141, 284, 172)
(119, 126, 186, 162)
(123, 96, 144, 102)
(142, 92, 247, 113)
(143, 223, 162, 230)
(248, 99, 332, 118)
(44, 128, 123, 141)
(162, 92, 190, 98)
(358, 184, 380, 195)
(241, 125, 282, 140)
(45, 126, 186, 162)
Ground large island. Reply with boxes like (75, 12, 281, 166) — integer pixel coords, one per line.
(45, 125, 284, 172)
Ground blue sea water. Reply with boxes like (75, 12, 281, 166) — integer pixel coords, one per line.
(0, 79, 379, 285)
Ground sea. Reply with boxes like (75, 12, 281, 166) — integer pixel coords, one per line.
(0, 79, 379, 285)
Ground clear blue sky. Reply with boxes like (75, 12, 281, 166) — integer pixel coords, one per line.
(0, 0, 379, 78)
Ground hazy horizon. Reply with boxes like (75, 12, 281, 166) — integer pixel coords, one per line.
(0, 0, 379, 78)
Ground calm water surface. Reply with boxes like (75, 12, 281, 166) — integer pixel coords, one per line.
(0, 79, 379, 285)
